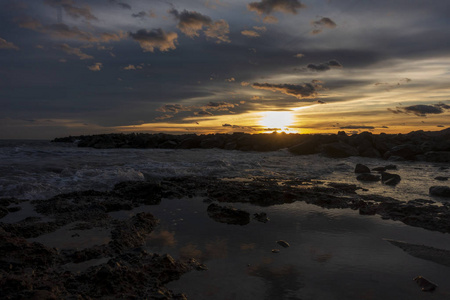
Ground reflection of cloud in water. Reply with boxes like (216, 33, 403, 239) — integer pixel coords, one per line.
(309, 247, 333, 263)
(205, 238, 228, 260)
(241, 243, 256, 251)
(148, 230, 176, 247)
(179, 243, 203, 261)
(247, 260, 303, 300)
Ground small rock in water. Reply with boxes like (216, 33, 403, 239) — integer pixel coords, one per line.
(413, 276, 437, 292)
(271, 249, 280, 253)
(356, 173, 381, 182)
(355, 164, 371, 173)
(435, 176, 448, 181)
(429, 186, 450, 198)
(277, 240, 290, 248)
(385, 164, 397, 170)
(381, 172, 401, 186)
(253, 212, 269, 223)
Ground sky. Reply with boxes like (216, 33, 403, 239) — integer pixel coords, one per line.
(1, 0, 450, 139)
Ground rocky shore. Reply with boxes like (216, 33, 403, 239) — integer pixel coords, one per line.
(2, 167, 450, 298)
(52, 128, 450, 162)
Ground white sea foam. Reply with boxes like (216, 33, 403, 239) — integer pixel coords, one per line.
(0, 140, 448, 201)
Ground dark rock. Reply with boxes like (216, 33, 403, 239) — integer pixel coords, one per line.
(327, 183, 360, 194)
(271, 249, 280, 253)
(424, 151, 450, 162)
(387, 144, 422, 160)
(372, 167, 386, 172)
(356, 174, 381, 182)
(413, 276, 437, 292)
(385, 164, 397, 170)
(429, 186, 450, 198)
(288, 136, 322, 155)
(207, 203, 250, 225)
(277, 240, 290, 248)
(355, 164, 371, 173)
(321, 141, 358, 158)
(381, 172, 401, 186)
(253, 212, 269, 223)
(435, 176, 448, 181)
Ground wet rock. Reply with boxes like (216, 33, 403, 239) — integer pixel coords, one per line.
(271, 249, 280, 253)
(327, 183, 360, 194)
(277, 240, 290, 248)
(429, 186, 450, 198)
(385, 164, 397, 170)
(359, 203, 378, 215)
(407, 199, 435, 205)
(356, 174, 381, 182)
(372, 167, 386, 172)
(435, 176, 448, 181)
(381, 172, 401, 186)
(413, 276, 437, 292)
(355, 164, 371, 173)
(207, 203, 250, 225)
(253, 212, 269, 223)
(387, 239, 450, 268)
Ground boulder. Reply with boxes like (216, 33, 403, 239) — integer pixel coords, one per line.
(288, 136, 322, 155)
(429, 186, 450, 198)
(356, 174, 381, 182)
(320, 141, 358, 158)
(424, 151, 450, 163)
(276, 240, 290, 248)
(381, 172, 401, 186)
(413, 276, 437, 292)
(355, 164, 371, 173)
(253, 212, 269, 223)
(387, 144, 422, 160)
(207, 203, 250, 225)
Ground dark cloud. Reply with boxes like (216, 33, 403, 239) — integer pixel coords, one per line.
(0, 38, 19, 50)
(388, 103, 449, 117)
(129, 28, 178, 52)
(195, 110, 213, 116)
(109, 0, 131, 9)
(248, 0, 305, 15)
(132, 11, 146, 18)
(169, 9, 230, 43)
(16, 17, 126, 43)
(307, 59, 343, 71)
(340, 125, 375, 130)
(251, 82, 320, 99)
(311, 17, 337, 34)
(44, 0, 98, 21)
(201, 101, 237, 111)
(156, 104, 190, 114)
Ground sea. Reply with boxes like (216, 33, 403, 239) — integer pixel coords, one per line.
(1, 139, 450, 299)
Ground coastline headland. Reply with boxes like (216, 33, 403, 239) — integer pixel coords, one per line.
(53, 128, 450, 162)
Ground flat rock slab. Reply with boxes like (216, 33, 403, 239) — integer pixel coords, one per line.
(386, 239, 450, 267)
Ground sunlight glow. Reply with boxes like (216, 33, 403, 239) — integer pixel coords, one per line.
(259, 111, 294, 131)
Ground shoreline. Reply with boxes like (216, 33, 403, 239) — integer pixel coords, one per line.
(2, 174, 450, 298)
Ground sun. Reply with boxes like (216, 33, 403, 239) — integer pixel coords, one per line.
(259, 111, 294, 131)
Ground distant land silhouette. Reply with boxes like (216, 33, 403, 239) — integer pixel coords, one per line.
(53, 128, 450, 162)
